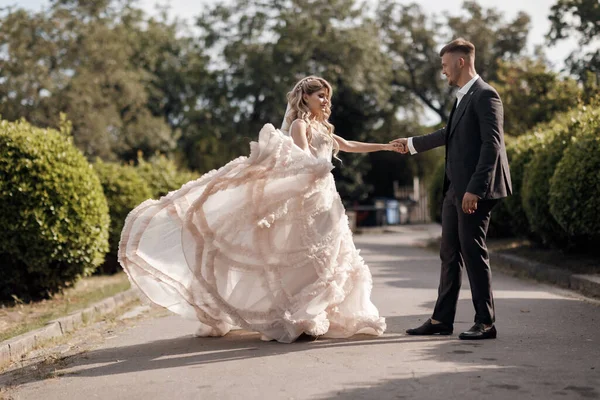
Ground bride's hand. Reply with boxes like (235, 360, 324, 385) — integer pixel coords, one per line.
(385, 142, 406, 153)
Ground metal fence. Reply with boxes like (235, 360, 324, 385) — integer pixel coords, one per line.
(394, 178, 431, 224)
(346, 178, 431, 228)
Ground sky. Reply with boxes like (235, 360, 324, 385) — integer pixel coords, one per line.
(4, 0, 576, 71)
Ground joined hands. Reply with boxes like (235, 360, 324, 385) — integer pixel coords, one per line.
(386, 141, 406, 153)
(389, 138, 409, 154)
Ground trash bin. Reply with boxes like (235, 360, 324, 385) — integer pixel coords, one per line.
(374, 199, 386, 226)
(398, 203, 409, 224)
(385, 199, 400, 225)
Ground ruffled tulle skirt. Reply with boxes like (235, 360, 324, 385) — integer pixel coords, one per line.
(118, 123, 385, 343)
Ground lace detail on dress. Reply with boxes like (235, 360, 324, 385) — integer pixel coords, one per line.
(119, 123, 385, 343)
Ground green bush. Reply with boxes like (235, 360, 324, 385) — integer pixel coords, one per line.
(488, 200, 513, 238)
(549, 110, 600, 245)
(484, 136, 514, 237)
(428, 160, 445, 224)
(522, 105, 600, 247)
(0, 119, 109, 301)
(93, 160, 152, 274)
(521, 130, 570, 246)
(426, 150, 513, 237)
(502, 132, 544, 237)
(135, 153, 199, 198)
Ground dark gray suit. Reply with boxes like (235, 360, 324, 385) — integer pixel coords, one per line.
(412, 77, 512, 325)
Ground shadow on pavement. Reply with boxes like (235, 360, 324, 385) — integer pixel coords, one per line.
(2, 295, 598, 395)
(3, 230, 599, 397)
(316, 367, 600, 399)
(2, 326, 441, 387)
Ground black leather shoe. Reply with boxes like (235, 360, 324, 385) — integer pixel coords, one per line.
(458, 323, 497, 340)
(406, 319, 453, 335)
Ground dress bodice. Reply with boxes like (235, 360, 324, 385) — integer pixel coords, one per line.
(307, 121, 334, 162)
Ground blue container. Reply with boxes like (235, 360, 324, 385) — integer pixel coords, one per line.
(385, 199, 400, 225)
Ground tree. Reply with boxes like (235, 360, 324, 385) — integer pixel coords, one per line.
(493, 58, 582, 135)
(378, 0, 530, 122)
(130, 9, 211, 148)
(445, 2, 530, 82)
(0, 0, 181, 161)
(548, 0, 600, 85)
(191, 0, 406, 202)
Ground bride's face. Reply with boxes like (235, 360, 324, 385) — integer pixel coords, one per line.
(304, 89, 329, 118)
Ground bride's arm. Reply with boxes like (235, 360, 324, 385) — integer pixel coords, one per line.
(290, 120, 311, 154)
(334, 134, 398, 153)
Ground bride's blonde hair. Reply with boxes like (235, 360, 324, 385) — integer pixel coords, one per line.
(286, 76, 339, 157)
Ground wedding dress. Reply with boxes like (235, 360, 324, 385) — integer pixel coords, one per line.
(118, 119, 386, 343)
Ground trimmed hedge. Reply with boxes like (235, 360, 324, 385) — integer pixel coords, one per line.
(486, 136, 516, 237)
(136, 154, 199, 198)
(93, 160, 152, 274)
(521, 106, 600, 247)
(0, 119, 109, 301)
(425, 132, 531, 236)
(549, 111, 600, 245)
(427, 155, 513, 237)
(422, 100, 600, 249)
(501, 132, 545, 238)
(488, 199, 513, 238)
(428, 160, 445, 224)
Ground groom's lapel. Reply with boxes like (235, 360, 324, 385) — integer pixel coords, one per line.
(448, 99, 458, 123)
(449, 80, 481, 138)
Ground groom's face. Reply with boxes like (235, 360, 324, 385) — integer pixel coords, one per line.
(441, 53, 462, 87)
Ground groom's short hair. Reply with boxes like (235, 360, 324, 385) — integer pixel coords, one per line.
(440, 38, 475, 59)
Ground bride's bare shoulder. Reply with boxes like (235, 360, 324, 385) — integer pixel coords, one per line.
(290, 119, 307, 127)
(290, 119, 308, 133)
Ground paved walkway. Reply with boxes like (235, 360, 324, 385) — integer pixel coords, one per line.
(3, 225, 599, 399)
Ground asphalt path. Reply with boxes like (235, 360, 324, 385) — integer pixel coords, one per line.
(4, 225, 599, 399)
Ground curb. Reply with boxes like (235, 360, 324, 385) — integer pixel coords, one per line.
(0, 288, 139, 369)
(490, 252, 600, 299)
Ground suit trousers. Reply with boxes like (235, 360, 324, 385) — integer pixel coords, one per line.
(432, 185, 498, 326)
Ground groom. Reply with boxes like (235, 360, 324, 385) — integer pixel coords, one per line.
(393, 38, 512, 340)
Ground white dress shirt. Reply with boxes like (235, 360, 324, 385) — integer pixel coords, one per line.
(407, 74, 480, 155)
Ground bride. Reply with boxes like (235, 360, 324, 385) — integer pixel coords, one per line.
(119, 76, 401, 343)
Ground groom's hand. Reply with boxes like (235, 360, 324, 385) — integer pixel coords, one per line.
(462, 192, 479, 214)
(390, 138, 408, 154)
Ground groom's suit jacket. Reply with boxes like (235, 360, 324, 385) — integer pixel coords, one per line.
(413, 78, 512, 201)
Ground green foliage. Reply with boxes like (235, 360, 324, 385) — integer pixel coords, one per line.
(488, 199, 513, 238)
(548, 0, 600, 84)
(194, 0, 398, 202)
(2, 0, 597, 227)
(136, 154, 200, 198)
(378, 0, 530, 121)
(487, 135, 514, 237)
(445, 1, 531, 82)
(521, 105, 600, 246)
(0, 119, 109, 301)
(93, 160, 152, 274)
(503, 133, 545, 236)
(549, 107, 600, 243)
(336, 153, 373, 206)
(0, 0, 540, 204)
(0, 1, 183, 161)
(521, 133, 569, 246)
(494, 58, 582, 135)
(423, 155, 513, 234)
(427, 161, 446, 224)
